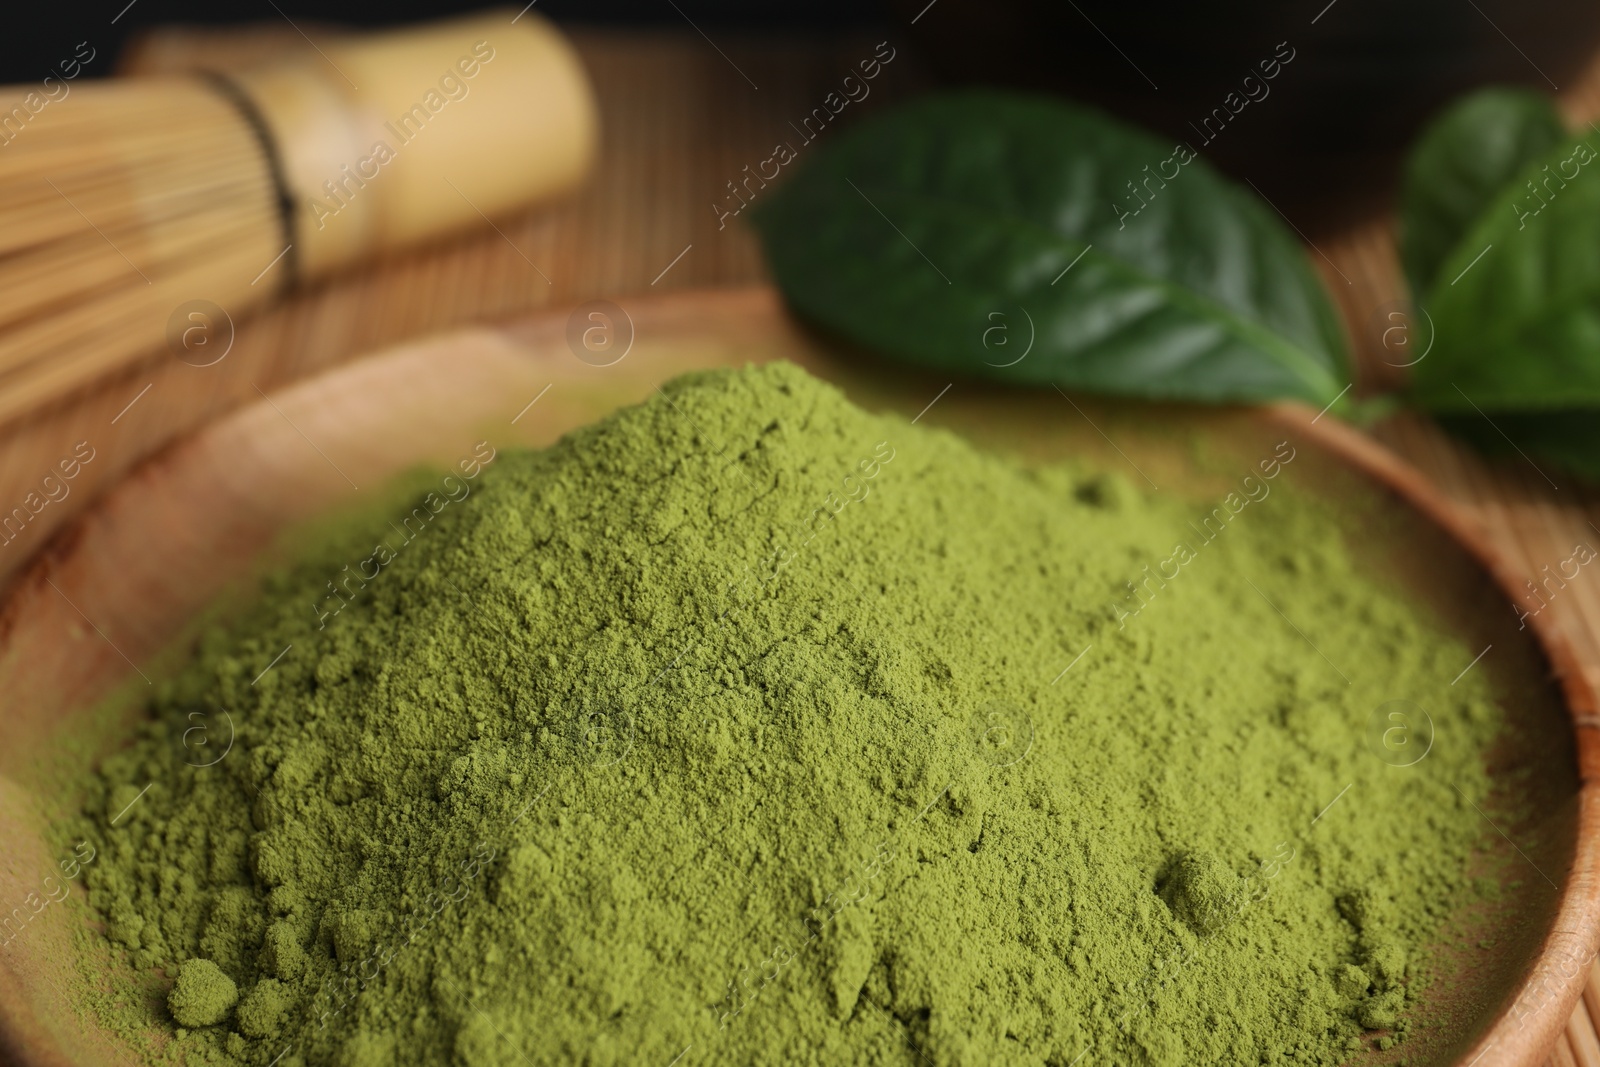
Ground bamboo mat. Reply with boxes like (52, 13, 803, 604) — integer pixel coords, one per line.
(3, 21, 1600, 1066)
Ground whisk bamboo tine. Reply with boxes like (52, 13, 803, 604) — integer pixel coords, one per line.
(0, 8, 596, 419)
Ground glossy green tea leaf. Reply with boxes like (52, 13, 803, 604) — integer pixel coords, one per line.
(1411, 128, 1600, 412)
(751, 91, 1348, 407)
(1398, 88, 1566, 297)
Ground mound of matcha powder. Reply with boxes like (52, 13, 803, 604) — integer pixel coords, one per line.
(77, 362, 1507, 1066)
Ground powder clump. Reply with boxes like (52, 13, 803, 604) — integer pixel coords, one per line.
(236, 978, 291, 1038)
(167, 958, 237, 1029)
(1158, 851, 1241, 935)
(78, 362, 1509, 1066)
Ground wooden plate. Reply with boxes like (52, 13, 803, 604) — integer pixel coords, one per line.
(0, 287, 1594, 1066)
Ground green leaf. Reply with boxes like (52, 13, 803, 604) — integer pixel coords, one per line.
(1401, 87, 1600, 482)
(1410, 127, 1600, 412)
(750, 90, 1348, 407)
(1398, 88, 1566, 298)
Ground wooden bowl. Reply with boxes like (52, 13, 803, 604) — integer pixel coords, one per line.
(0, 287, 1594, 1066)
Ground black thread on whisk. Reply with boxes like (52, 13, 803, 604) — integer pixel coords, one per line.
(198, 71, 301, 294)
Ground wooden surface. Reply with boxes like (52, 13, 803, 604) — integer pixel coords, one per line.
(0, 18, 1598, 1066)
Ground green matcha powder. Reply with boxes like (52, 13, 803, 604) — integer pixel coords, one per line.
(74, 363, 1506, 1065)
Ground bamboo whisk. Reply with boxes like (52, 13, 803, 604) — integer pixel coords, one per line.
(0, 9, 596, 423)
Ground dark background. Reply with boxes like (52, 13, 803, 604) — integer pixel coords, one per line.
(6, 0, 1600, 225)
(0, 1, 896, 83)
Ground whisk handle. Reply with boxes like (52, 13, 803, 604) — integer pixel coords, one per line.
(235, 8, 598, 278)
